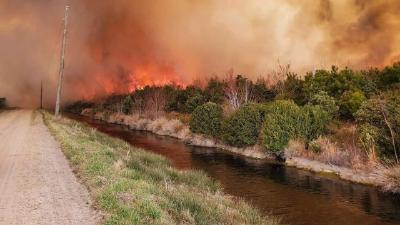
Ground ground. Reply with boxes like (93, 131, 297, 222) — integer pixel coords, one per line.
(0, 110, 99, 225)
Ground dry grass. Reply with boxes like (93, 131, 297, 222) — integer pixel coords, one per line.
(286, 136, 375, 170)
(383, 166, 400, 193)
(43, 112, 280, 225)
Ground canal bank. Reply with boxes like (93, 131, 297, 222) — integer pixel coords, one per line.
(82, 110, 395, 191)
(71, 112, 400, 225)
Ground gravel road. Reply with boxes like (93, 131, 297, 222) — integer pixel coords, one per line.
(0, 110, 99, 225)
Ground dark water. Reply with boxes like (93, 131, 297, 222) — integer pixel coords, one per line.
(69, 115, 400, 225)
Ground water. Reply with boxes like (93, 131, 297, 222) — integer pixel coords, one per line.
(69, 115, 400, 225)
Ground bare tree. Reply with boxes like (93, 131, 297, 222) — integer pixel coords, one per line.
(378, 98, 399, 163)
(144, 87, 166, 117)
(224, 69, 255, 110)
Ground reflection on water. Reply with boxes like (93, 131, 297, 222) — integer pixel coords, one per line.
(69, 115, 400, 225)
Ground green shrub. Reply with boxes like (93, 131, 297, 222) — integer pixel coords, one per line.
(355, 91, 400, 162)
(302, 105, 331, 142)
(309, 91, 339, 118)
(339, 90, 367, 119)
(122, 95, 133, 115)
(262, 101, 304, 152)
(189, 102, 223, 138)
(222, 103, 265, 147)
(262, 101, 331, 152)
(185, 95, 205, 113)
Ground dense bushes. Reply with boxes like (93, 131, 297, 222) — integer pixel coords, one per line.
(261, 101, 304, 152)
(222, 104, 266, 147)
(189, 102, 223, 138)
(356, 91, 400, 162)
(261, 101, 331, 152)
(309, 91, 338, 117)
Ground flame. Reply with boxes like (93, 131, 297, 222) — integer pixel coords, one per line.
(126, 63, 186, 91)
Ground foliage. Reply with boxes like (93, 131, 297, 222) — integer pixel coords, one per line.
(204, 78, 226, 104)
(262, 101, 331, 152)
(303, 67, 369, 101)
(122, 95, 133, 115)
(252, 79, 275, 103)
(379, 62, 400, 90)
(355, 91, 400, 162)
(339, 90, 367, 119)
(302, 104, 331, 143)
(309, 91, 339, 118)
(275, 73, 306, 105)
(222, 103, 265, 147)
(262, 101, 304, 152)
(189, 102, 223, 138)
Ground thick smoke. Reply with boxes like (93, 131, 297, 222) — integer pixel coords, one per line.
(0, 0, 399, 107)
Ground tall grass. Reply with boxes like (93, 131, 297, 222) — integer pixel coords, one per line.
(43, 112, 280, 225)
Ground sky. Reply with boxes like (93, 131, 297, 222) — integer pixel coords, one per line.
(0, 0, 399, 107)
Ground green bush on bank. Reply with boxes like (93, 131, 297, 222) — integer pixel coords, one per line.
(355, 91, 400, 162)
(261, 100, 331, 152)
(309, 91, 339, 118)
(222, 103, 266, 147)
(189, 102, 223, 138)
(261, 101, 304, 152)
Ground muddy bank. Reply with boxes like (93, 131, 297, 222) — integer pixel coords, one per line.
(81, 109, 395, 192)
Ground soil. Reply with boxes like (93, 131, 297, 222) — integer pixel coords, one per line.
(0, 110, 99, 225)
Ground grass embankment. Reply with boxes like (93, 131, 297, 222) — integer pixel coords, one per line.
(43, 112, 280, 225)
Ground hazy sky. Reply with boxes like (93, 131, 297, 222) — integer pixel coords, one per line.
(1, 0, 399, 107)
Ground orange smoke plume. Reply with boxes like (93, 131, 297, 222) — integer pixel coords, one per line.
(0, 0, 399, 107)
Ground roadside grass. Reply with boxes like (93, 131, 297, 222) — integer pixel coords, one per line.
(43, 112, 280, 225)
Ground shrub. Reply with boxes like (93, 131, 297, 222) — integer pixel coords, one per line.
(339, 90, 366, 119)
(262, 101, 331, 152)
(185, 95, 205, 113)
(122, 95, 133, 115)
(304, 66, 369, 100)
(189, 102, 223, 138)
(274, 73, 306, 105)
(379, 62, 400, 90)
(222, 103, 265, 147)
(262, 101, 304, 152)
(309, 91, 339, 118)
(355, 91, 400, 162)
(302, 104, 331, 143)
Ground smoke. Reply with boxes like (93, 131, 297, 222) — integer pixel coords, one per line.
(0, 0, 399, 107)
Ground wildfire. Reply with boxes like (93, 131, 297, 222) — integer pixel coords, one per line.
(126, 63, 186, 92)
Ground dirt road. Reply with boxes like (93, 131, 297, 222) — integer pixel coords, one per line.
(0, 110, 99, 225)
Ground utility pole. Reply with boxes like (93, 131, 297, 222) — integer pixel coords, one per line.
(55, 5, 70, 117)
(40, 80, 43, 109)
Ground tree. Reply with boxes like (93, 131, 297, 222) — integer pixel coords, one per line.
(339, 90, 366, 119)
(204, 78, 226, 104)
(309, 91, 339, 118)
(224, 72, 254, 110)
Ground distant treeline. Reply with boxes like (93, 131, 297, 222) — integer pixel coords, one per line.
(0, 98, 6, 109)
(68, 62, 400, 164)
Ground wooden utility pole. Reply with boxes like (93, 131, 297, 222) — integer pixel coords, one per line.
(55, 5, 70, 117)
(40, 80, 43, 109)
